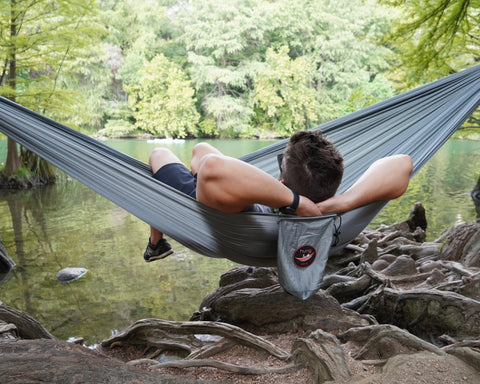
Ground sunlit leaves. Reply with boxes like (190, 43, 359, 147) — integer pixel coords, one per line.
(254, 46, 318, 135)
(0, 0, 104, 115)
(126, 54, 199, 138)
(1, 0, 398, 139)
(380, 0, 480, 86)
(172, 0, 394, 136)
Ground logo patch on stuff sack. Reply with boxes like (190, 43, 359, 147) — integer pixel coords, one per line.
(293, 245, 316, 268)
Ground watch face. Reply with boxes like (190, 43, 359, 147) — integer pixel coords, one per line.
(280, 206, 295, 215)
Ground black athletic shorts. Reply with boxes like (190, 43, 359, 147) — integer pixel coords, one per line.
(152, 162, 271, 213)
(152, 163, 197, 199)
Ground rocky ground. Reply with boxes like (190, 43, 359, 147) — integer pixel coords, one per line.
(1, 202, 480, 383)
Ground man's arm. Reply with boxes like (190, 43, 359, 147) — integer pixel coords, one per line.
(195, 149, 412, 216)
(316, 155, 413, 214)
(195, 153, 322, 216)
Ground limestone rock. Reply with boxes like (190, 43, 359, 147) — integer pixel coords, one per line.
(55, 267, 88, 283)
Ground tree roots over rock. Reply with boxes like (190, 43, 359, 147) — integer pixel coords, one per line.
(1, 202, 480, 383)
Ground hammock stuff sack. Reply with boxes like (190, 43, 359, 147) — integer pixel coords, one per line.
(2, 65, 480, 298)
(277, 214, 339, 300)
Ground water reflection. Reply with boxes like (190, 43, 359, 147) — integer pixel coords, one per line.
(371, 140, 480, 238)
(0, 182, 239, 344)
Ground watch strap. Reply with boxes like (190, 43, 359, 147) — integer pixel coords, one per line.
(279, 190, 299, 215)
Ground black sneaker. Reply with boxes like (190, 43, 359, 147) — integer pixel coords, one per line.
(143, 238, 173, 262)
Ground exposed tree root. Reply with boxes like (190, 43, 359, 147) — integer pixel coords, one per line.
(128, 358, 299, 375)
(101, 318, 291, 361)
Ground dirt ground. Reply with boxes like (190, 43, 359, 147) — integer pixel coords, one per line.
(106, 330, 480, 384)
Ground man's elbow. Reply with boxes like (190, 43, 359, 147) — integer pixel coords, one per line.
(404, 155, 414, 174)
(401, 154, 414, 180)
(393, 154, 413, 199)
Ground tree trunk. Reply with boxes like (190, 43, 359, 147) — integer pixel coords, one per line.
(4, 137, 20, 175)
(4, 0, 20, 175)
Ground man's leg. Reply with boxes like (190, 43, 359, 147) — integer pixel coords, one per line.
(149, 147, 184, 174)
(144, 148, 183, 261)
(144, 144, 223, 261)
(190, 142, 223, 175)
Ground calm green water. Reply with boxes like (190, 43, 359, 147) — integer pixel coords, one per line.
(0, 138, 478, 345)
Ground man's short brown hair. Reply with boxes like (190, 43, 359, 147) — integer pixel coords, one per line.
(281, 130, 344, 203)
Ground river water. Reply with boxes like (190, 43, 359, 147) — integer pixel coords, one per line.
(0, 138, 478, 345)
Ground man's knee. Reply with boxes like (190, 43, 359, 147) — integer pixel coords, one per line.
(149, 147, 173, 165)
(403, 155, 414, 175)
(192, 142, 214, 155)
(191, 143, 222, 174)
(196, 154, 243, 212)
(196, 153, 224, 181)
(148, 148, 181, 173)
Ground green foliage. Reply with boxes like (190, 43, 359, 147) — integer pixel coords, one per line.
(343, 75, 395, 114)
(126, 54, 199, 138)
(0, 0, 104, 117)
(55, 43, 113, 130)
(198, 119, 218, 137)
(380, 0, 480, 87)
(254, 46, 318, 135)
(119, 52, 145, 87)
(176, 0, 268, 135)
(0, 0, 105, 177)
(97, 119, 137, 138)
(377, 0, 480, 124)
(202, 95, 254, 137)
(299, 0, 394, 120)
(101, 0, 170, 59)
(173, 0, 394, 136)
(1, 0, 399, 139)
(14, 167, 31, 179)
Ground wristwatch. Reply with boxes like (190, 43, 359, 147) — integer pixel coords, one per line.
(279, 190, 299, 215)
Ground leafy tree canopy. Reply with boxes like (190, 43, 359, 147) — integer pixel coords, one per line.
(0, 0, 104, 176)
(126, 54, 199, 138)
(171, 0, 394, 136)
(380, 0, 480, 87)
(1, 0, 400, 142)
(254, 46, 318, 135)
(0, 0, 104, 119)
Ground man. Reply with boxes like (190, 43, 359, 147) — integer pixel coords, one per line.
(144, 130, 413, 261)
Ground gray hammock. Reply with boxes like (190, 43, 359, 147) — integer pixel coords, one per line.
(1, 65, 480, 269)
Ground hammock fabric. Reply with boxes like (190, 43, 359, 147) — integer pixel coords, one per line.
(1, 65, 480, 269)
